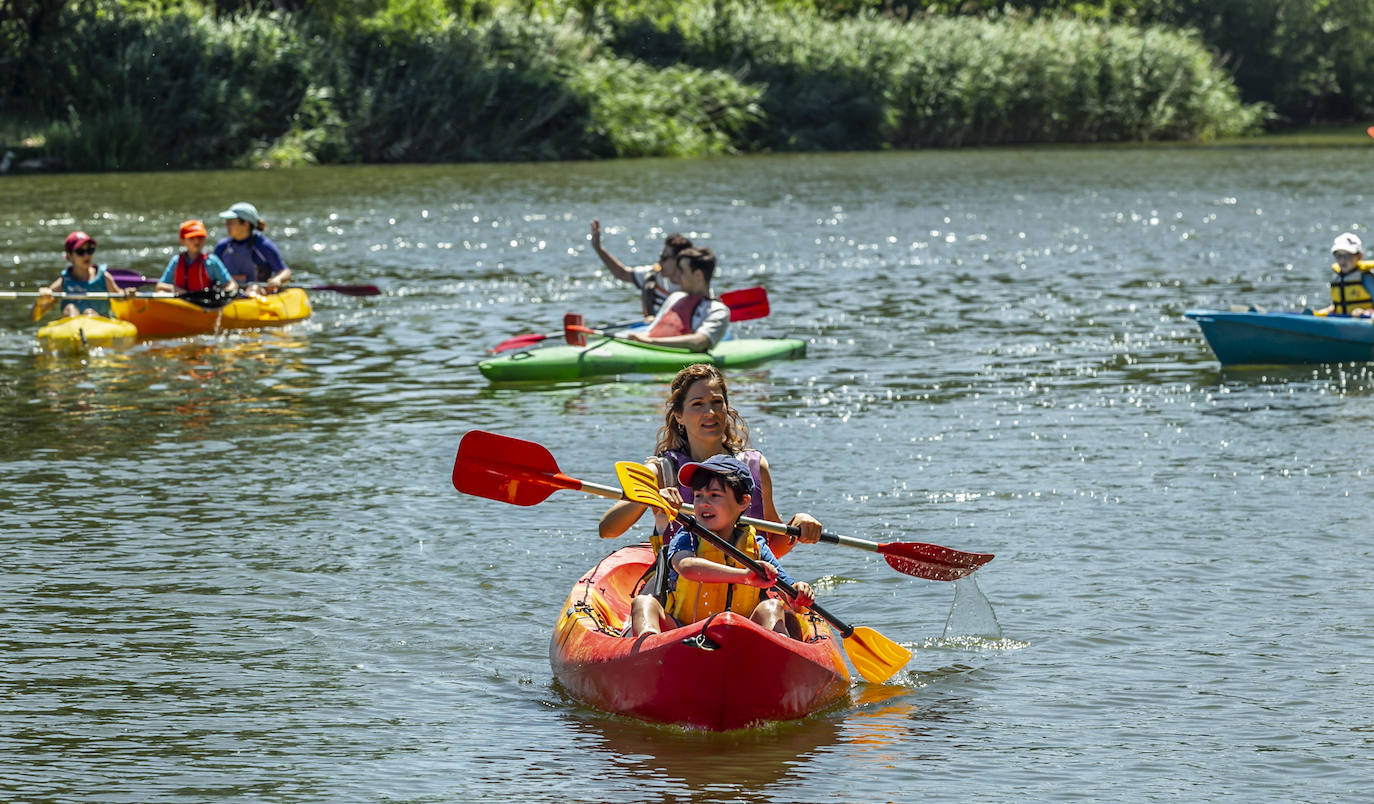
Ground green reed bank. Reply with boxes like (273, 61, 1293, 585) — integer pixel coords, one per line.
(0, 0, 1280, 172)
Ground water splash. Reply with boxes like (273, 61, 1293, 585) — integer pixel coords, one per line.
(941, 575, 1002, 639)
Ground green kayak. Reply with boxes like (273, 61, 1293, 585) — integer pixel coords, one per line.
(478, 336, 806, 382)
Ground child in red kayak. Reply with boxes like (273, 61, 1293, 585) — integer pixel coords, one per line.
(598, 363, 821, 559)
(33, 231, 134, 320)
(628, 454, 815, 638)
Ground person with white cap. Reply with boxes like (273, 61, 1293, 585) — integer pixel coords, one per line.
(1317, 232, 1374, 318)
(213, 201, 292, 297)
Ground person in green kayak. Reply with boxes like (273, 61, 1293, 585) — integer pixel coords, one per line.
(1316, 232, 1374, 318)
(622, 247, 729, 352)
(626, 454, 816, 638)
(590, 219, 692, 318)
(33, 231, 135, 320)
(598, 363, 822, 560)
(154, 219, 240, 301)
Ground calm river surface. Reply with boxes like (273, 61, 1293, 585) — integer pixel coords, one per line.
(1, 148, 1371, 802)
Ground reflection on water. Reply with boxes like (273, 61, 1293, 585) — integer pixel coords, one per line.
(11, 332, 316, 457)
(559, 703, 845, 802)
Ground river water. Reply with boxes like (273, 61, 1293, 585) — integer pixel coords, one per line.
(1, 148, 1370, 802)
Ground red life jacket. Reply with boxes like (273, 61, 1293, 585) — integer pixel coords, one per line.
(174, 252, 214, 292)
(648, 294, 705, 337)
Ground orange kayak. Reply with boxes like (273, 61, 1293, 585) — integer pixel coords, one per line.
(550, 544, 851, 730)
(110, 289, 311, 337)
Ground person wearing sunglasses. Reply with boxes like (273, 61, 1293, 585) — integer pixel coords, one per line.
(32, 231, 134, 320)
(590, 219, 692, 318)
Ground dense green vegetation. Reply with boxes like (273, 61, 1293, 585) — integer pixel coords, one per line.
(1, 0, 1330, 171)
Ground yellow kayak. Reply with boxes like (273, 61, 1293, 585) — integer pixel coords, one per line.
(36, 315, 138, 349)
(110, 288, 312, 337)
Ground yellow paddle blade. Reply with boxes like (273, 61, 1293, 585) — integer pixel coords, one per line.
(844, 626, 912, 684)
(615, 461, 679, 517)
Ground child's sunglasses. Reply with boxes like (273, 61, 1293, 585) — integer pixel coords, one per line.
(72, 246, 96, 256)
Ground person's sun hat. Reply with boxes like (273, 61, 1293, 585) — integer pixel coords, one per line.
(218, 201, 261, 224)
(179, 219, 209, 239)
(64, 231, 95, 252)
(677, 454, 755, 496)
(1332, 232, 1363, 256)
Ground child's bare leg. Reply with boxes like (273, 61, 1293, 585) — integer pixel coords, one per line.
(631, 595, 671, 636)
(750, 599, 790, 635)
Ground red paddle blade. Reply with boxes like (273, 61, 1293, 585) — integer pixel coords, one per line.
(564, 312, 587, 346)
(451, 430, 582, 506)
(720, 286, 769, 322)
(878, 542, 994, 582)
(490, 332, 551, 353)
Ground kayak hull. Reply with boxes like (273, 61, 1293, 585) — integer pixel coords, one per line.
(109, 289, 312, 337)
(550, 545, 851, 731)
(1184, 309, 1374, 365)
(35, 315, 137, 349)
(480, 336, 806, 382)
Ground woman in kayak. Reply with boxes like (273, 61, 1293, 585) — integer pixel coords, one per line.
(155, 219, 239, 300)
(214, 201, 291, 297)
(1317, 232, 1374, 318)
(590, 219, 691, 318)
(598, 363, 821, 559)
(622, 247, 730, 352)
(33, 230, 135, 319)
(627, 454, 815, 638)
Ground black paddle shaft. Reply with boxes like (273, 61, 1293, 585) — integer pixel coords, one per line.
(675, 513, 855, 638)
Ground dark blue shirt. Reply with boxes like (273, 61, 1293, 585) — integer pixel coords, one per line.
(214, 232, 287, 284)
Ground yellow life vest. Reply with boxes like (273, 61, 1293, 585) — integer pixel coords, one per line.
(1329, 260, 1374, 314)
(666, 525, 767, 625)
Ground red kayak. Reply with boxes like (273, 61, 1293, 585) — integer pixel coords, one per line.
(549, 544, 852, 730)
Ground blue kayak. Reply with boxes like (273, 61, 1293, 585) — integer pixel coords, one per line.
(1184, 309, 1374, 365)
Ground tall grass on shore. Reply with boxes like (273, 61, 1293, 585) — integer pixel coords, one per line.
(610, 6, 1265, 150)
(9, 1, 1262, 171)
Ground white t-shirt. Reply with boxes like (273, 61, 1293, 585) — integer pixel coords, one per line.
(648, 291, 730, 348)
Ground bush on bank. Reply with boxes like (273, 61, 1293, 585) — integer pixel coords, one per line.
(608, 6, 1262, 149)
(2, 1, 1261, 171)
